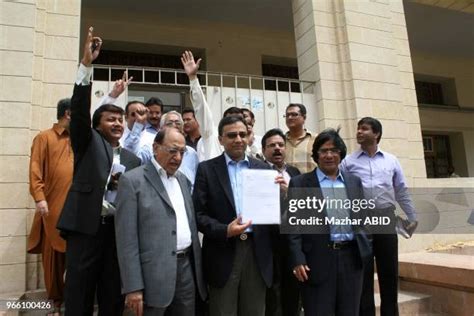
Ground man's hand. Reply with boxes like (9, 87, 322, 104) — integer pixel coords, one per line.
(275, 174, 288, 194)
(133, 103, 148, 125)
(227, 216, 252, 238)
(35, 200, 49, 217)
(126, 291, 143, 316)
(293, 264, 310, 282)
(181, 50, 201, 80)
(81, 26, 102, 67)
(109, 71, 133, 98)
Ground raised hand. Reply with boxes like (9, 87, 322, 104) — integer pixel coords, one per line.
(109, 71, 133, 98)
(181, 50, 202, 80)
(81, 26, 103, 67)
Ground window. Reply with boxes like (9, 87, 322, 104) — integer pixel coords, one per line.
(262, 62, 300, 92)
(415, 81, 444, 105)
(414, 74, 458, 106)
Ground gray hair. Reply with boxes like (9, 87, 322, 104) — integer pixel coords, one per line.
(159, 110, 184, 128)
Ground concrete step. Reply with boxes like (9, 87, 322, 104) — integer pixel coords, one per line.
(375, 290, 434, 316)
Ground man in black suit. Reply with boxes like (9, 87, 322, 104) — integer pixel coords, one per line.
(193, 116, 281, 316)
(287, 128, 371, 316)
(57, 27, 141, 315)
(261, 128, 301, 316)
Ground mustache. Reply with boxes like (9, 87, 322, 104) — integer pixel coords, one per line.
(272, 151, 283, 157)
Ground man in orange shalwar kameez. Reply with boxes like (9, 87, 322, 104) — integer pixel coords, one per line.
(28, 98, 73, 313)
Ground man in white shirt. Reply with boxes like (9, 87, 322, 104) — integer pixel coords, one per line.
(115, 128, 206, 316)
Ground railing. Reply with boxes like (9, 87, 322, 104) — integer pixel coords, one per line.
(91, 64, 317, 132)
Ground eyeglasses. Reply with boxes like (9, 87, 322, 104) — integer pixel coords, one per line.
(159, 146, 187, 156)
(283, 112, 301, 118)
(164, 120, 183, 127)
(317, 148, 341, 156)
(224, 131, 247, 139)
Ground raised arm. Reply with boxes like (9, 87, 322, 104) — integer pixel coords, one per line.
(96, 71, 133, 107)
(181, 51, 215, 140)
(70, 27, 102, 157)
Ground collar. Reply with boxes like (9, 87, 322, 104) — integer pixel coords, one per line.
(266, 160, 286, 172)
(145, 122, 159, 133)
(53, 123, 67, 136)
(112, 146, 122, 156)
(316, 168, 344, 183)
(151, 157, 175, 178)
(356, 147, 384, 158)
(224, 152, 250, 166)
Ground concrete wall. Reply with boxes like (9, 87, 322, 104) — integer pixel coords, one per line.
(0, 0, 80, 297)
(81, 8, 297, 76)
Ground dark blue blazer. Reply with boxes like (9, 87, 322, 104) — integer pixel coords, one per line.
(287, 168, 372, 285)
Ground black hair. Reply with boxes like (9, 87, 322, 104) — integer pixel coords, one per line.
(261, 128, 285, 149)
(182, 107, 195, 118)
(358, 117, 382, 143)
(154, 128, 168, 144)
(223, 107, 243, 117)
(218, 116, 246, 136)
(311, 127, 347, 163)
(92, 104, 124, 128)
(145, 97, 164, 111)
(125, 100, 145, 115)
(241, 108, 255, 120)
(56, 98, 71, 120)
(285, 103, 307, 118)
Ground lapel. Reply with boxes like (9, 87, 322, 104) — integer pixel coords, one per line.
(176, 173, 194, 223)
(97, 130, 113, 167)
(213, 154, 236, 211)
(120, 149, 133, 171)
(304, 169, 327, 216)
(143, 162, 173, 210)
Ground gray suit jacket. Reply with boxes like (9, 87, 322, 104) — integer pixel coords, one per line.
(115, 161, 206, 308)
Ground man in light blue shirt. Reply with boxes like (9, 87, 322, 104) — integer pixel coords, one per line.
(340, 117, 417, 316)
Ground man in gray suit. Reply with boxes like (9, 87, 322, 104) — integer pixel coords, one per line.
(115, 128, 207, 316)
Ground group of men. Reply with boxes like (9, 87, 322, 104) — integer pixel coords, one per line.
(28, 27, 417, 316)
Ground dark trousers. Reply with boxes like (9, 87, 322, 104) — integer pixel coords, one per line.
(302, 245, 363, 316)
(360, 208, 398, 316)
(144, 255, 195, 316)
(64, 220, 124, 316)
(266, 242, 301, 316)
(209, 238, 267, 316)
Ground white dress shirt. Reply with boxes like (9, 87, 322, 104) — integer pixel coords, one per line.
(151, 158, 192, 251)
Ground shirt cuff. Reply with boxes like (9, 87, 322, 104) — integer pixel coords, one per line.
(75, 63, 93, 86)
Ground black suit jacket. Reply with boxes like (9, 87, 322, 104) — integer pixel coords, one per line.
(193, 154, 274, 288)
(57, 84, 140, 236)
(287, 169, 372, 285)
(286, 164, 301, 178)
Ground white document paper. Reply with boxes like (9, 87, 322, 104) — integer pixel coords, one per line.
(241, 169, 280, 224)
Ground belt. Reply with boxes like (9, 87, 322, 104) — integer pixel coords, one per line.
(239, 232, 253, 241)
(101, 215, 114, 224)
(176, 247, 191, 259)
(328, 240, 356, 250)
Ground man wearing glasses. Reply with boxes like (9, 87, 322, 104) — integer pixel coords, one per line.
(284, 103, 317, 173)
(115, 128, 207, 316)
(193, 116, 280, 316)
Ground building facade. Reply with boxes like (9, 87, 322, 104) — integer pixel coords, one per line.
(0, 0, 473, 298)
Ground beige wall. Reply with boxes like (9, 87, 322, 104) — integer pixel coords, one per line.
(0, 0, 80, 297)
(81, 9, 297, 76)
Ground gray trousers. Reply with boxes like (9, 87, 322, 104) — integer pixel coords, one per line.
(144, 255, 195, 316)
(209, 238, 267, 316)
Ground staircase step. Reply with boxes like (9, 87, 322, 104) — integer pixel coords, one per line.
(375, 290, 433, 315)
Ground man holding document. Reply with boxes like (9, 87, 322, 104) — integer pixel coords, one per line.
(193, 116, 283, 316)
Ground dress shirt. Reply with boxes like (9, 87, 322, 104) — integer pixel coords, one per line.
(101, 146, 122, 216)
(285, 130, 317, 173)
(316, 168, 354, 241)
(340, 148, 417, 221)
(266, 161, 291, 184)
(224, 153, 252, 232)
(75, 63, 92, 86)
(190, 78, 223, 161)
(151, 158, 192, 251)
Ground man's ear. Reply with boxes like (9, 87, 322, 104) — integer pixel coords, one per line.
(218, 135, 224, 146)
(65, 110, 72, 120)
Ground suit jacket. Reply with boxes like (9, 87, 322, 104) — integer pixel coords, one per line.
(193, 154, 274, 288)
(115, 162, 206, 307)
(286, 164, 301, 178)
(287, 169, 372, 285)
(57, 84, 140, 236)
